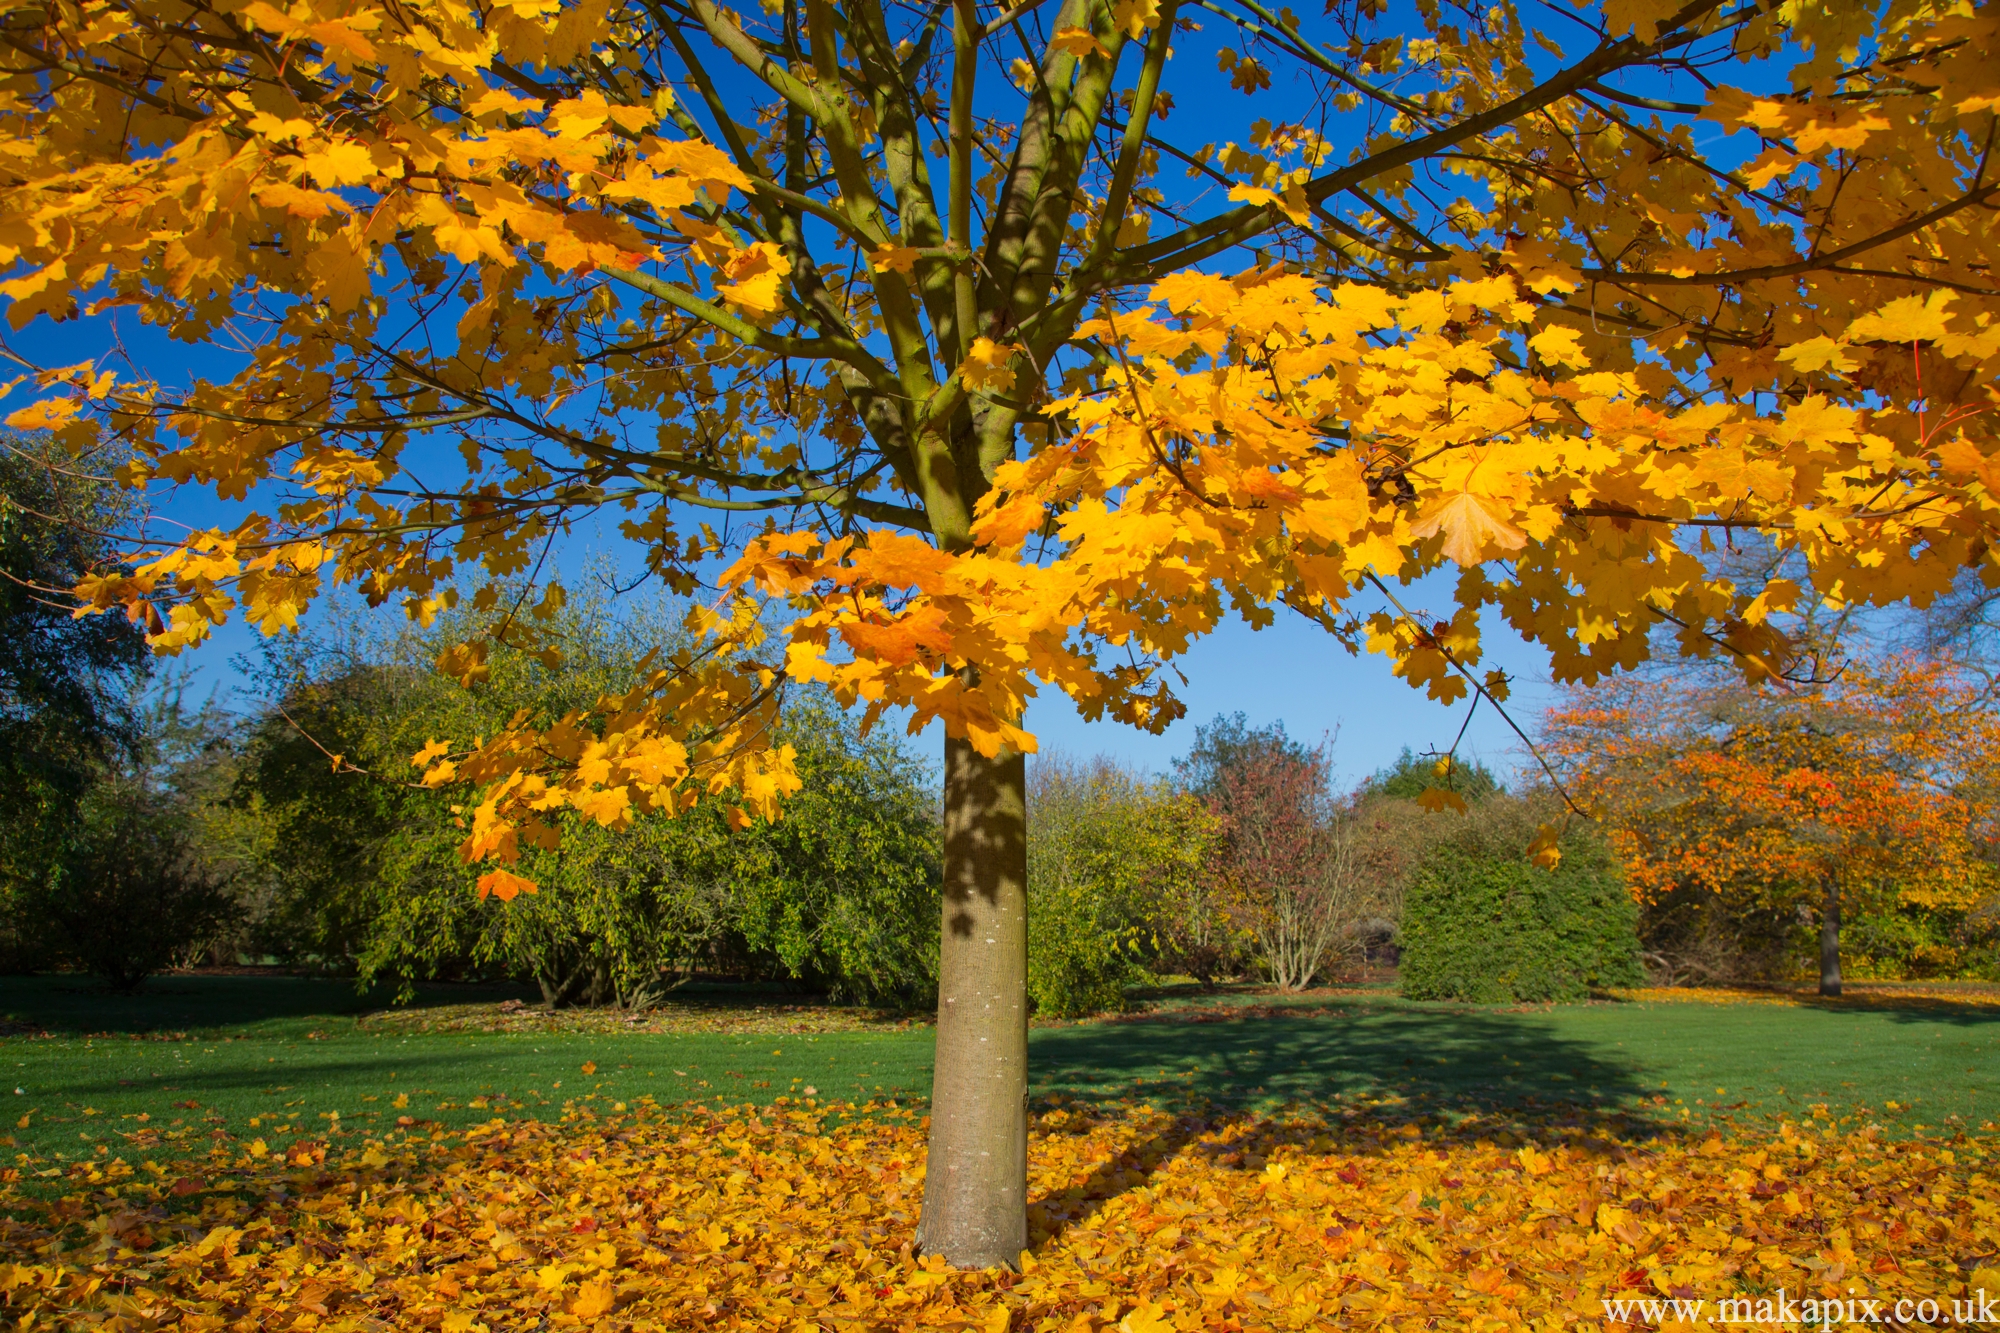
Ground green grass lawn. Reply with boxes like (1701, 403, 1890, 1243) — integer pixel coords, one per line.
(0, 976, 935, 1172)
(1035, 988, 2000, 1132)
(1, 975, 1993, 1175)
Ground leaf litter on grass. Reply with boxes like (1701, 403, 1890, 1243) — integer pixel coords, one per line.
(1612, 985, 2000, 1012)
(4, 1092, 1996, 1332)
(358, 999, 925, 1037)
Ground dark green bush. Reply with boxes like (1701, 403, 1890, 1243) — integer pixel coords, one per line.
(1400, 839, 1643, 1003)
(30, 800, 240, 991)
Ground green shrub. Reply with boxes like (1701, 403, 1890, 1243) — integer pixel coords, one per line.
(30, 798, 239, 991)
(1026, 755, 1214, 1018)
(1400, 839, 1643, 1003)
(1027, 877, 1139, 1019)
(240, 599, 943, 1007)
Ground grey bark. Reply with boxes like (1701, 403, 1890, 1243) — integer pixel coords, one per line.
(914, 737, 1030, 1268)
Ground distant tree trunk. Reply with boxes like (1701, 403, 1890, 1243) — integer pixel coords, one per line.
(1819, 878, 1842, 998)
(915, 737, 1029, 1269)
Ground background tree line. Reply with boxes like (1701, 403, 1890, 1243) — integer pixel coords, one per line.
(1, 432, 1625, 1008)
(9, 435, 1996, 1009)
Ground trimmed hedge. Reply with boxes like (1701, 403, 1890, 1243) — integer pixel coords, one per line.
(1400, 841, 1644, 1003)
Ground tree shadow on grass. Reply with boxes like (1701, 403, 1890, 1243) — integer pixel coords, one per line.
(1031, 999, 1656, 1117)
(1596, 983, 2000, 1028)
(1783, 991, 2000, 1028)
(0, 973, 537, 1036)
(1023, 1000, 1683, 1246)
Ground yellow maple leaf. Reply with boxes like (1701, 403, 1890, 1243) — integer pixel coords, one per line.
(1846, 291, 1955, 344)
(1527, 823, 1563, 870)
(1408, 492, 1528, 566)
(870, 245, 921, 275)
(3, 397, 80, 431)
(301, 140, 377, 187)
(959, 337, 1025, 393)
(1112, 0, 1160, 38)
(1944, 436, 2000, 488)
(1775, 336, 1859, 375)
(1050, 25, 1108, 59)
(1601, 0, 1681, 41)
(436, 641, 489, 686)
(717, 242, 793, 314)
(1527, 325, 1590, 370)
(1793, 113, 1888, 156)
(572, 785, 633, 828)
(1120, 1302, 1178, 1333)
(1416, 787, 1468, 815)
(466, 86, 542, 118)
(1515, 1145, 1553, 1175)
(1226, 53, 1271, 93)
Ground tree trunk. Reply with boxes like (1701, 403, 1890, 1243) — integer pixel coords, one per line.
(1819, 878, 1842, 998)
(915, 737, 1029, 1269)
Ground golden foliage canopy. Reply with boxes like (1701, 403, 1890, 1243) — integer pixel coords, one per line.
(3, 0, 2000, 874)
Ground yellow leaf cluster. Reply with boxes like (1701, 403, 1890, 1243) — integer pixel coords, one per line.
(723, 265, 2000, 757)
(0, 0, 757, 330)
(9, 1098, 1995, 1331)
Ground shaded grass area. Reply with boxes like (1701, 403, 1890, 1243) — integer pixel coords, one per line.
(1037, 988, 2000, 1131)
(1, 974, 1994, 1176)
(0, 976, 934, 1170)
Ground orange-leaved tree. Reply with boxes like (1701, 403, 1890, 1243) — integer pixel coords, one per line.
(5, 0, 2000, 1264)
(1545, 659, 2000, 996)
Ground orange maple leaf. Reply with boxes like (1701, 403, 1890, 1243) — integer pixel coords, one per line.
(475, 869, 538, 901)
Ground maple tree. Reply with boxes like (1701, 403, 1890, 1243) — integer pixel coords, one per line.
(5, 0, 2000, 1265)
(1545, 658, 2000, 996)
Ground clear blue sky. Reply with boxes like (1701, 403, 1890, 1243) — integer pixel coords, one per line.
(1013, 601, 1553, 789)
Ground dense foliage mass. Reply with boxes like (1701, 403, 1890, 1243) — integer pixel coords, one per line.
(1025, 754, 1222, 1018)
(1546, 658, 2000, 989)
(0, 581, 945, 1002)
(232, 597, 946, 1006)
(0, 437, 243, 983)
(1400, 834, 1645, 1003)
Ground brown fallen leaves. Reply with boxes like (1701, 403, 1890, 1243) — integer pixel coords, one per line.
(357, 1000, 924, 1038)
(1616, 986, 2000, 1012)
(3, 1097, 1995, 1331)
